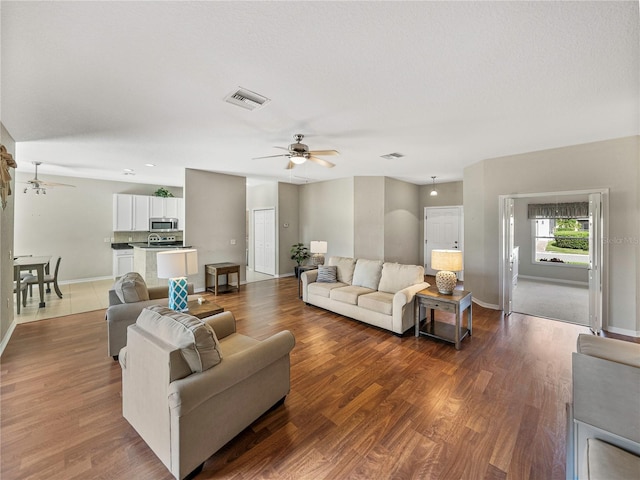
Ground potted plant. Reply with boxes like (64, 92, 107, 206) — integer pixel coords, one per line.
(290, 243, 310, 278)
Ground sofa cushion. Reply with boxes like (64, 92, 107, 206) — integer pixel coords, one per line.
(330, 285, 375, 305)
(308, 281, 347, 298)
(113, 272, 149, 304)
(328, 256, 357, 285)
(577, 334, 640, 368)
(317, 265, 337, 283)
(378, 263, 425, 294)
(352, 259, 383, 290)
(358, 291, 394, 315)
(585, 438, 640, 480)
(136, 305, 222, 373)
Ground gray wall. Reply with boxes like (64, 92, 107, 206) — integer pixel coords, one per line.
(13, 172, 182, 282)
(464, 136, 639, 335)
(1, 124, 16, 348)
(384, 177, 420, 265)
(246, 181, 277, 272)
(278, 182, 300, 275)
(299, 178, 355, 258)
(354, 176, 385, 260)
(184, 169, 246, 291)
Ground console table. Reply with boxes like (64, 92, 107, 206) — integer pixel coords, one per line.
(414, 286, 472, 350)
(205, 263, 240, 295)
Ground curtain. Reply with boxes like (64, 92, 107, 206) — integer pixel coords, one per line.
(527, 202, 589, 219)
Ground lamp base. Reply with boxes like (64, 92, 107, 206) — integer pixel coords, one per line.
(168, 277, 189, 312)
(312, 254, 325, 266)
(435, 270, 457, 295)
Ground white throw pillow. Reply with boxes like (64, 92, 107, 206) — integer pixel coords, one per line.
(351, 259, 383, 290)
(136, 305, 222, 373)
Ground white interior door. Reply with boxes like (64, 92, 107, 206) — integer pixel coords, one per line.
(502, 198, 515, 316)
(588, 193, 602, 334)
(424, 207, 463, 276)
(253, 208, 275, 275)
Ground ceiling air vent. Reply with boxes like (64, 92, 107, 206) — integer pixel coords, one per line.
(381, 152, 405, 160)
(224, 87, 270, 111)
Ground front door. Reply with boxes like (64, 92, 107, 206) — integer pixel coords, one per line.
(424, 206, 463, 277)
(253, 208, 275, 275)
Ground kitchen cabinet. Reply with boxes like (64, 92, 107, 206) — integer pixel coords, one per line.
(113, 194, 151, 231)
(150, 197, 184, 230)
(113, 249, 134, 278)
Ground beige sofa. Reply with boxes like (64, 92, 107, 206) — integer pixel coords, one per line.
(569, 334, 640, 479)
(120, 306, 295, 480)
(302, 256, 428, 334)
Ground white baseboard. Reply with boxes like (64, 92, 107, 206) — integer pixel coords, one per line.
(59, 275, 114, 285)
(518, 275, 588, 287)
(472, 298, 500, 310)
(605, 325, 640, 338)
(0, 320, 17, 357)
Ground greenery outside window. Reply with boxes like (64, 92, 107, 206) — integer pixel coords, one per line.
(533, 217, 589, 267)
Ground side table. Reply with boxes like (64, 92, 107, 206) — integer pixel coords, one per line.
(414, 286, 472, 350)
(205, 263, 241, 295)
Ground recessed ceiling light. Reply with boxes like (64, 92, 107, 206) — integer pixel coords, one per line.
(123, 168, 134, 172)
(144, 163, 156, 167)
(381, 152, 404, 160)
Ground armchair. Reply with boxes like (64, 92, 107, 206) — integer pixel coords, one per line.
(119, 306, 295, 480)
(105, 274, 194, 359)
(569, 334, 640, 479)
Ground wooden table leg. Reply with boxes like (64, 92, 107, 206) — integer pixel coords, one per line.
(37, 265, 46, 308)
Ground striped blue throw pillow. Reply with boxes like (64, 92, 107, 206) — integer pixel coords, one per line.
(317, 265, 337, 283)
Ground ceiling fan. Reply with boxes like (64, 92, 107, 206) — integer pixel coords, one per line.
(23, 161, 76, 194)
(253, 134, 339, 169)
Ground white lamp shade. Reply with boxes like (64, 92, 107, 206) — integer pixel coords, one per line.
(310, 241, 328, 254)
(157, 249, 198, 278)
(431, 249, 463, 271)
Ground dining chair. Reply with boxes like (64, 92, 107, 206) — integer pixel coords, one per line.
(13, 279, 28, 314)
(26, 256, 63, 299)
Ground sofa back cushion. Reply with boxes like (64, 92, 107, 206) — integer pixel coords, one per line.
(378, 263, 425, 294)
(328, 256, 357, 285)
(351, 259, 383, 290)
(136, 305, 222, 373)
(113, 272, 149, 304)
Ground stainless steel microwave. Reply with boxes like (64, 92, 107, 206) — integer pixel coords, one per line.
(149, 217, 179, 232)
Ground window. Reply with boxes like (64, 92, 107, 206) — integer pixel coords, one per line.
(533, 217, 589, 267)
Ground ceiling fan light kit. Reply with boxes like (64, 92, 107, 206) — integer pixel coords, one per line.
(253, 134, 339, 170)
(24, 161, 76, 194)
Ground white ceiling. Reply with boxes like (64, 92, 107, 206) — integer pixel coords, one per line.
(2, 1, 638, 187)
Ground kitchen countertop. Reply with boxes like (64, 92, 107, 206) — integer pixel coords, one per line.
(111, 243, 134, 250)
(128, 242, 192, 249)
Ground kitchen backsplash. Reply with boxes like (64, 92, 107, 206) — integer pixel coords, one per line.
(112, 231, 184, 243)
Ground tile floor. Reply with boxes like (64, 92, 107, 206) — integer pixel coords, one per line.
(13, 279, 113, 323)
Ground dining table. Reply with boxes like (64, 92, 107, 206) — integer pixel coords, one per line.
(14, 255, 51, 308)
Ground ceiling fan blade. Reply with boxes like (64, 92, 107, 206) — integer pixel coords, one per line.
(273, 146, 289, 151)
(308, 156, 335, 168)
(308, 149, 339, 156)
(285, 160, 296, 170)
(40, 181, 76, 187)
(253, 154, 289, 160)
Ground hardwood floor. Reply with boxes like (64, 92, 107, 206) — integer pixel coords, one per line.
(1, 277, 593, 479)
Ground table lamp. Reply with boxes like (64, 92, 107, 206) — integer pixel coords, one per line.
(431, 249, 463, 294)
(157, 249, 198, 312)
(310, 241, 328, 266)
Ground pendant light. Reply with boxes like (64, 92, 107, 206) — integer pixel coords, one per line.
(430, 176, 438, 196)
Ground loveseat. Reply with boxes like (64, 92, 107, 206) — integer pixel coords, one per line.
(568, 334, 640, 479)
(120, 306, 295, 479)
(302, 256, 428, 334)
(106, 272, 195, 359)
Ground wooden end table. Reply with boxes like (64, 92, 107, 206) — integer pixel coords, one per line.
(205, 263, 240, 295)
(297, 265, 318, 299)
(414, 286, 472, 350)
(187, 294, 224, 319)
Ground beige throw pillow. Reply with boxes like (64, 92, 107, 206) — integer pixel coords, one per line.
(113, 272, 149, 303)
(378, 263, 424, 294)
(328, 256, 357, 284)
(136, 305, 222, 373)
(351, 259, 383, 290)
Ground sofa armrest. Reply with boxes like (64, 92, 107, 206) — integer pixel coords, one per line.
(147, 283, 194, 300)
(301, 270, 318, 302)
(168, 330, 296, 416)
(393, 282, 430, 310)
(106, 298, 170, 325)
(203, 311, 236, 340)
(577, 334, 640, 368)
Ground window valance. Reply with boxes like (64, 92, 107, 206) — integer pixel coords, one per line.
(527, 202, 589, 219)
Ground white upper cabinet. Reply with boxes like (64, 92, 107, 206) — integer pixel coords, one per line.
(114, 194, 183, 231)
